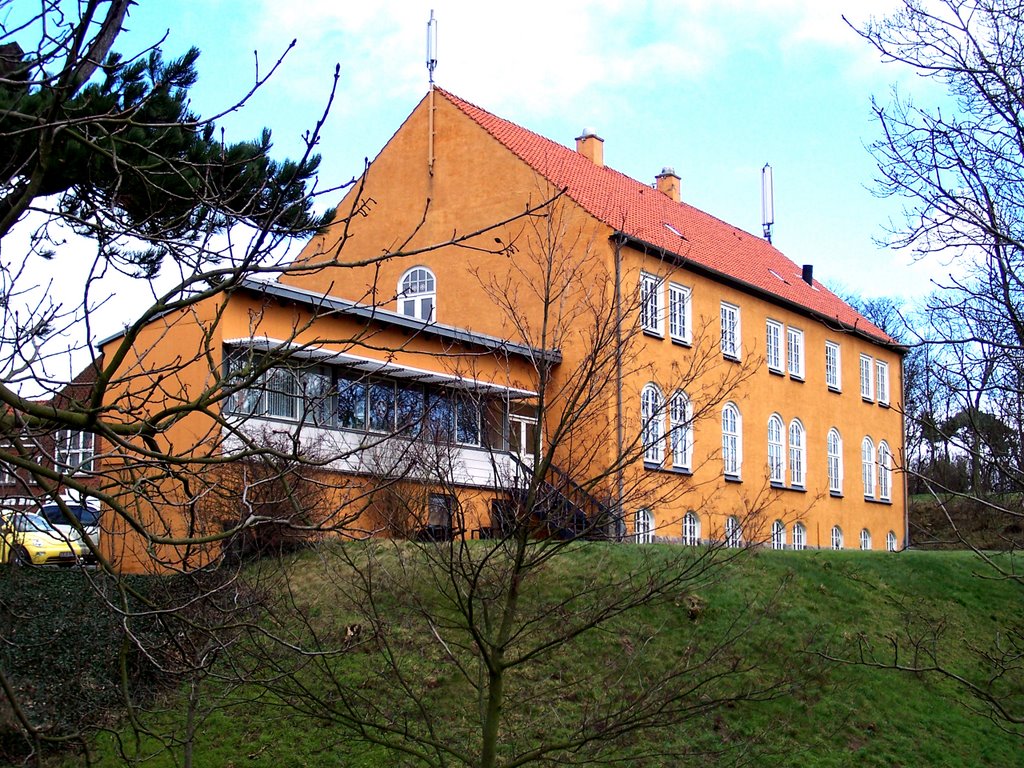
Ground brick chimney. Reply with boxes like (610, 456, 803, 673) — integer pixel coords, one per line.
(655, 167, 680, 202)
(575, 128, 604, 166)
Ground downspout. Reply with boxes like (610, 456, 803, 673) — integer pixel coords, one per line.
(902, 354, 909, 550)
(614, 235, 624, 540)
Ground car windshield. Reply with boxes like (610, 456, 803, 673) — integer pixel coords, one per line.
(16, 513, 57, 534)
(41, 504, 100, 527)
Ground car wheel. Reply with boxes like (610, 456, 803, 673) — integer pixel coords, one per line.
(9, 547, 30, 566)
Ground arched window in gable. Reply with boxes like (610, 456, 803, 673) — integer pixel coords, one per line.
(398, 266, 436, 322)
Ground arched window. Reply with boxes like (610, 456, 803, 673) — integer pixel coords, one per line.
(771, 519, 786, 550)
(831, 525, 844, 550)
(792, 522, 807, 551)
(767, 414, 785, 485)
(788, 419, 806, 488)
(827, 428, 843, 495)
(886, 530, 898, 552)
(669, 390, 693, 470)
(860, 528, 872, 551)
(682, 511, 701, 546)
(398, 267, 436, 322)
(725, 515, 742, 548)
(722, 403, 742, 478)
(878, 441, 892, 501)
(635, 508, 655, 544)
(641, 384, 665, 464)
(862, 437, 876, 497)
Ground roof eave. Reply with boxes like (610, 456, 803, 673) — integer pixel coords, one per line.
(613, 233, 908, 355)
(239, 279, 563, 364)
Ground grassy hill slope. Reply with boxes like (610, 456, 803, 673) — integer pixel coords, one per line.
(4, 543, 1019, 767)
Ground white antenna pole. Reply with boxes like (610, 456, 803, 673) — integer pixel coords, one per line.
(761, 162, 775, 244)
(426, 10, 438, 85)
(426, 10, 438, 175)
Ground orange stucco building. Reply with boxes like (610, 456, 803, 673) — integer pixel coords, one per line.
(92, 88, 905, 571)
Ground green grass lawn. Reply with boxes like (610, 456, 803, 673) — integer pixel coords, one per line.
(5, 543, 1018, 767)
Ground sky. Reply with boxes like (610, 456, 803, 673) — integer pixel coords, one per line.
(108, 0, 950, 302)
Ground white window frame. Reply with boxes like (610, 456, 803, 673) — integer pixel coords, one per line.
(876, 360, 890, 406)
(668, 282, 691, 344)
(765, 320, 783, 373)
(640, 272, 663, 336)
(860, 354, 874, 401)
(767, 414, 785, 485)
(635, 508, 655, 544)
(862, 436, 876, 497)
(721, 402, 742, 478)
(398, 266, 437, 322)
(788, 419, 806, 488)
(878, 441, 893, 501)
(786, 327, 805, 379)
(641, 383, 665, 465)
(669, 390, 692, 470)
(825, 341, 841, 391)
(792, 522, 807, 551)
(725, 515, 742, 548)
(831, 525, 844, 551)
(886, 530, 898, 552)
(682, 511, 701, 545)
(56, 430, 94, 474)
(860, 528, 873, 551)
(771, 519, 786, 550)
(720, 302, 740, 360)
(827, 428, 843, 495)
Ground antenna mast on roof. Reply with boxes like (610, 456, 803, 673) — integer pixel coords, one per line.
(761, 162, 774, 244)
(426, 10, 438, 85)
(426, 10, 438, 176)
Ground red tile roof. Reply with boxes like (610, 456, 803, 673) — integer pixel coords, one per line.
(437, 89, 894, 346)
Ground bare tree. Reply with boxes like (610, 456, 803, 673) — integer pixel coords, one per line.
(843, 0, 1024, 733)
(0, 3, 546, 762)
(208, 197, 805, 768)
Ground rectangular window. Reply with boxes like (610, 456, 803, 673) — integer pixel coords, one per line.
(876, 360, 890, 405)
(825, 341, 841, 391)
(56, 430, 94, 473)
(455, 397, 481, 446)
(639, 272, 663, 336)
(786, 327, 804, 379)
(720, 303, 740, 359)
(336, 373, 368, 430)
(396, 382, 426, 435)
(368, 380, 397, 433)
(860, 355, 874, 401)
(668, 282, 691, 344)
(301, 369, 335, 427)
(765, 320, 783, 373)
(264, 368, 299, 420)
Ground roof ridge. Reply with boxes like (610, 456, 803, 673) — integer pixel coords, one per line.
(436, 87, 768, 242)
